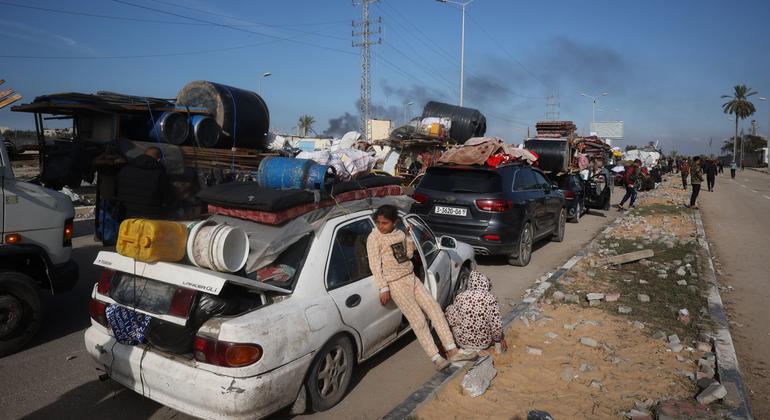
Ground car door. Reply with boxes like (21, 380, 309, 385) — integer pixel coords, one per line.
(517, 167, 547, 235)
(326, 217, 404, 359)
(404, 215, 452, 307)
(532, 170, 559, 234)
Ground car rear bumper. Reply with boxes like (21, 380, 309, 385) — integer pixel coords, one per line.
(84, 326, 312, 420)
(427, 223, 518, 256)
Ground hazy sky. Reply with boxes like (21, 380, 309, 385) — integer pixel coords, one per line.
(1, 0, 769, 154)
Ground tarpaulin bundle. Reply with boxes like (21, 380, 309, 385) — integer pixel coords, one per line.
(421, 101, 486, 143)
(535, 121, 576, 137)
(438, 137, 537, 167)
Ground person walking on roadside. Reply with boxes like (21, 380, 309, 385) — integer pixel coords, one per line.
(705, 159, 717, 192)
(680, 158, 690, 190)
(617, 159, 639, 210)
(367, 205, 477, 370)
(687, 156, 704, 208)
(446, 271, 507, 353)
(730, 160, 737, 179)
(717, 161, 724, 174)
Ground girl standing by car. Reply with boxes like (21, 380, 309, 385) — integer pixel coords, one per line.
(366, 205, 477, 370)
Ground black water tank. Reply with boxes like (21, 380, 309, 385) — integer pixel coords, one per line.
(421, 101, 486, 143)
(176, 81, 270, 150)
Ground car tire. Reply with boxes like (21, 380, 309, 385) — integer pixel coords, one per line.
(569, 202, 581, 223)
(551, 208, 566, 242)
(306, 335, 355, 412)
(0, 272, 42, 357)
(451, 265, 471, 301)
(509, 222, 533, 267)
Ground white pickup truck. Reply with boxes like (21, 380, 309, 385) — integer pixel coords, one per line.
(0, 141, 79, 356)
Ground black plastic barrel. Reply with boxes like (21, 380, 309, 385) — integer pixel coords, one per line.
(190, 115, 221, 148)
(149, 111, 189, 145)
(176, 81, 270, 150)
(421, 101, 486, 143)
(524, 138, 571, 173)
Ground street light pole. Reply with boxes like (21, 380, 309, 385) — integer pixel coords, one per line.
(403, 101, 414, 126)
(436, 0, 474, 106)
(580, 92, 608, 129)
(258, 72, 272, 95)
(759, 97, 770, 173)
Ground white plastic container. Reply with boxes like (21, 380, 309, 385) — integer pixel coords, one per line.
(187, 221, 249, 273)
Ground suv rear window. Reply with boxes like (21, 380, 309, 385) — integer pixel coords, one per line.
(421, 167, 502, 193)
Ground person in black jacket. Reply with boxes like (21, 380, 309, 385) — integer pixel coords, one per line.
(705, 159, 717, 191)
(117, 147, 172, 218)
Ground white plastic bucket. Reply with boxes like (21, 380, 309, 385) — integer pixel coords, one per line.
(187, 221, 249, 273)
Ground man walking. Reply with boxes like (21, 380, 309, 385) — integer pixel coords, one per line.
(687, 156, 704, 208)
(617, 159, 639, 211)
(705, 159, 717, 191)
(730, 160, 737, 179)
(117, 147, 172, 219)
(680, 158, 690, 190)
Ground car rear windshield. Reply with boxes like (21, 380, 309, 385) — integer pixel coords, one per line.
(557, 175, 580, 189)
(420, 167, 502, 193)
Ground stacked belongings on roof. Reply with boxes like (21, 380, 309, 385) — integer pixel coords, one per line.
(437, 137, 538, 168)
(534, 120, 577, 138)
(198, 157, 404, 226)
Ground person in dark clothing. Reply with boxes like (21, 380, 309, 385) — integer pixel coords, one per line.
(705, 159, 717, 191)
(117, 147, 172, 218)
(680, 158, 690, 189)
(687, 156, 704, 208)
(617, 160, 639, 210)
(717, 161, 724, 174)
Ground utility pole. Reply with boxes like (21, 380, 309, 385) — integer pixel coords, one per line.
(545, 94, 560, 121)
(352, 0, 381, 141)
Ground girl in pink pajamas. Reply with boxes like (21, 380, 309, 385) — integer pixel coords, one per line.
(366, 205, 477, 370)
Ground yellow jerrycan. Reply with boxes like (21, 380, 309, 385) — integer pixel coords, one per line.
(116, 219, 188, 263)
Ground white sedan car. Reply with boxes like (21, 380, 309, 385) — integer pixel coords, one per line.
(84, 206, 474, 419)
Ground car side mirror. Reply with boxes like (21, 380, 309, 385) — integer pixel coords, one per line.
(438, 236, 457, 250)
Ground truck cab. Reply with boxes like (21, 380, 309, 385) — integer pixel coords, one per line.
(0, 141, 78, 356)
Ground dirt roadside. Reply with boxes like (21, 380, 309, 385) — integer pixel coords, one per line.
(417, 178, 735, 419)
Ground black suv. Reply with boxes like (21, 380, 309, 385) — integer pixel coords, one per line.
(411, 163, 566, 266)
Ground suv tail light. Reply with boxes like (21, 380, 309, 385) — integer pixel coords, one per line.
(412, 192, 428, 205)
(482, 234, 501, 242)
(563, 190, 576, 200)
(193, 336, 263, 367)
(475, 199, 512, 212)
(96, 269, 114, 295)
(63, 218, 74, 247)
(89, 299, 108, 327)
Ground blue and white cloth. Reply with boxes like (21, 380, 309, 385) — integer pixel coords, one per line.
(106, 304, 152, 345)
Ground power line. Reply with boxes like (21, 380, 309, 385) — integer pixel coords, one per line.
(109, 0, 358, 57)
(380, 41, 456, 91)
(0, 0, 347, 28)
(353, 0, 381, 139)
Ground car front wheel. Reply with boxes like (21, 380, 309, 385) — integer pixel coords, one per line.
(569, 202, 581, 223)
(451, 265, 471, 301)
(306, 335, 355, 412)
(509, 222, 533, 267)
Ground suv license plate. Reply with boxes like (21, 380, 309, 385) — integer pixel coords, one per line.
(434, 206, 467, 216)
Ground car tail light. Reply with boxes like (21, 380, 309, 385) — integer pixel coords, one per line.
(63, 218, 74, 247)
(89, 299, 108, 327)
(482, 234, 501, 241)
(563, 190, 576, 200)
(4, 233, 21, 244)
(193, 336, 263, 367)
(475, 199, 512, 212)
(168, 288, 196, 318)
(96, 269, 114, 295)
(412, 192, 428, 205)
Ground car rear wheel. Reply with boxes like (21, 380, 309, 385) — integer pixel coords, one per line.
(306, 335, 355, 412)
(569, 202, 581, 223)
(509, 223, 532, 267)
(0, 272, 42, 357)
(552, 208, 566, 242)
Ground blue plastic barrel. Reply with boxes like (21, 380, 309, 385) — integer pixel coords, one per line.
(256, 157, 334, 193)
(190, 115, 221, 148)
(149, 111, 189, 145)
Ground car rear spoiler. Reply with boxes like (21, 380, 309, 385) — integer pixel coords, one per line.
(93, 251, 292, 296)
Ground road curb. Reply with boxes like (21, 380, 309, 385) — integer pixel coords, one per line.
(382, 217, 624, 419)
(693, 211, 753, 419)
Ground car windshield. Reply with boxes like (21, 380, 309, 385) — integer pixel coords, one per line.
(247, 234, 313, 291)
(420, 167, 502, 193)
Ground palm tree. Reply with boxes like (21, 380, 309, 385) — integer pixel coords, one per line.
(722, 84, 757, 163)
(298, 115, 315, 137)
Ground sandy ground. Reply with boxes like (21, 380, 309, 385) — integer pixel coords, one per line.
(418, 305, 692, 420)
(699, 169, 770, 417)
(418, 178, 715, 420)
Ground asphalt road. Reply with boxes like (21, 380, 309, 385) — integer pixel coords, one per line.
(699, 168, 770, 418)
(0, 189, 623, 420)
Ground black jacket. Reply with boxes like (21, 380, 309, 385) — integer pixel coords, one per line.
(117, 155, 172, 218)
